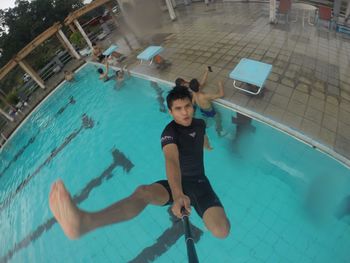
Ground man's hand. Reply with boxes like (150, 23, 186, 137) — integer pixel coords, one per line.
(205, 144, 213, 151)
(172, 194, 191, 218)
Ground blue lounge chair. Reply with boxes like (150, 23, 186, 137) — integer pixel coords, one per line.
(137, 46, 164, 65)
(229, 58, 272, 95)
(103, 44, 119, 56)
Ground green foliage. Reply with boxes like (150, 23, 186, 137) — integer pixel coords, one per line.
(5, 90, 19, 105)
(69, 31, 85, 49)
(0, 0, 84, 67)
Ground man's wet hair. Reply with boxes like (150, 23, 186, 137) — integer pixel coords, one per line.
(189, 79, 200, 92)
(166, 86, 192, 110)
(175, 77, 185, 87)
(97, 68, 104, 74)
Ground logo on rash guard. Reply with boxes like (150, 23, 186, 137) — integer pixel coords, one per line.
(161, 136, 173, 143)
(189, 132, 196, 138)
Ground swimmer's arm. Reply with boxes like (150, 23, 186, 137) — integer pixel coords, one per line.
(204, 80, 224, 100)
(102, 62, 109, 78)
(199, 67, 209, 89)
(163, 144, 184, 198)
(204, 135, 213, 150)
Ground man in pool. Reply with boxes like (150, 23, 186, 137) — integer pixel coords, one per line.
(97, 61, 111, 82)
(115, 66, 130, 89)
(190, 80, 224, 136)
(175, 66, 211, 89)
(49, 86, 230, 240)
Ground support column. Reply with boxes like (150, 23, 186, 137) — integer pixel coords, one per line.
(0, 108, 14, 122)
(17, 59, 45, 89)
(57, 29, 81, 59)
(68, 23, 77, 33)
(0, 93, 16, 111)
(165, 0, 177, 21)
(269, 0, 277, 23)
(73, 19, 93, 49)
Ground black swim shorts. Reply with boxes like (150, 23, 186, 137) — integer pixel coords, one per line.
(155, 176, 223, 218)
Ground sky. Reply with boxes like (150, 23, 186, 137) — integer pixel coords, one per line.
(0, 0, 15, 11)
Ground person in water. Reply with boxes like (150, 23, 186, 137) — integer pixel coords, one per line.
(115, 66, 130, 89)
(97, 61, 111, 82)
(189, 79, 224, 136)
(48, 86, 230, 240)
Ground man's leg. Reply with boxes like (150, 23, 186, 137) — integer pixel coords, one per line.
(202, 207, 230, 239)
(214, 111, 223, 137)
(49, 180, 169, 239)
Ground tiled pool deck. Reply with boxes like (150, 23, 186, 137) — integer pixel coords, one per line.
(119, 2, 350, 163)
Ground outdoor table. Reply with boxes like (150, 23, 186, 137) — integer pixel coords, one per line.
(137, 46, 164, 65)
(229, 58, 272, 95)
(292, 3, 318, 27)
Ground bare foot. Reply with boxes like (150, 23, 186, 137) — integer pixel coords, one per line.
(49, 180, 85, 239)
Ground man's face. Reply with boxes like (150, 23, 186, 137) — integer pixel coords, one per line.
(169, 98, 194, 126)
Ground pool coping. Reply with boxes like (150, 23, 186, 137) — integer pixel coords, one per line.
(2, 61, 350, 170)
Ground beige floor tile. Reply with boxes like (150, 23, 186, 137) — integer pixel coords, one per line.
(291, 90, 309, 104)
(287, 100, 307, 116)
(308, 96, 325, 112)
(319, 128, 336, 147)
(270, 93, 290, 109)
(305, 106, 323, 125)
(264, 104, 285, 121)
(301, 119, 321, 139)
(282, 112, 303, 129)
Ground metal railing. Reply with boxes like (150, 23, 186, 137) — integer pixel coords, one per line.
(17, 50, 73, 99)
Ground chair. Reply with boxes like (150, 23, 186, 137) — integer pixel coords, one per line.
(317, 6, 333, 29)
(137, 46, 164, 65)
(277, 0, 292, 23)
(103, 44, 119, 56)
(103, 44, 127, 64)
(229, 58, 272, 95)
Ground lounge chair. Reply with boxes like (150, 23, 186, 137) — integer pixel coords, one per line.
(103, 45, 127, 64)
(103, 44, 119, 56)
(137, 46, 164, 65)
(229, 58, 272, 95)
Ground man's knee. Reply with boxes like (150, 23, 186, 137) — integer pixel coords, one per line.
(134, 185, 153, 201)
(211, 220, 230, 239)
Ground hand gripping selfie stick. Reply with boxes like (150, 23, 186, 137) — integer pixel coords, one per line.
(181, 207, 199, 263)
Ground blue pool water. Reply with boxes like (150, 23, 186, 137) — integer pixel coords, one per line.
(0, 63, 350, 263)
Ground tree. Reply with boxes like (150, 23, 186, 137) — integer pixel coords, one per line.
(0, 0, 84, 67)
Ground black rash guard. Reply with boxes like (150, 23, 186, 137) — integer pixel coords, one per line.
(160, 118, 206, 178)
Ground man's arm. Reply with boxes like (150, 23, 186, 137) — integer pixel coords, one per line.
(163, 144, 191, 217)
(103, 62, 109, 78)
(204, 80, 224, 100)
(199, 67, 209, 89)
(204, 135, 213, 150)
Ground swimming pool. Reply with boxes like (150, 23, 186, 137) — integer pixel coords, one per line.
(0, 63, 349, 263)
